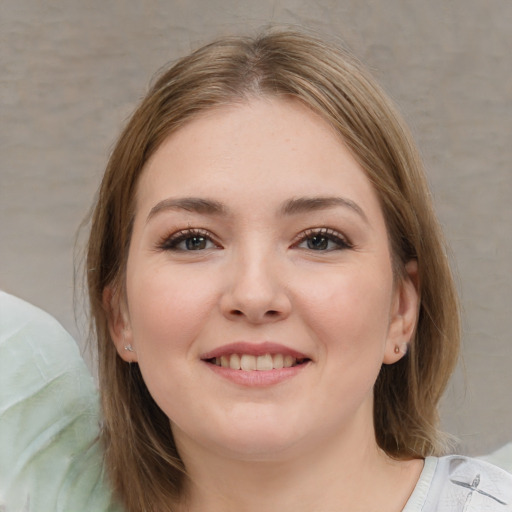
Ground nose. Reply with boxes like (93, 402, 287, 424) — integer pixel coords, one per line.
(220, 250, 292, 324)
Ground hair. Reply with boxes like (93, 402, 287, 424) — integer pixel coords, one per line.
(86, 28, 460, 511)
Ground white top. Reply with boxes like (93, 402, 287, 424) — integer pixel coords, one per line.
(404, 456, 512, 511)
(1, 291, 511, 511)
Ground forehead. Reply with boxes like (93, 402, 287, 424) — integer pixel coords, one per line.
(135, 97, 382, 220)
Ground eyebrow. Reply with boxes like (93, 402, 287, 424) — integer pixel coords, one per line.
(146, 195, 368, 223)
(146, 197, 227, 222)
(280, 196, 368, 223)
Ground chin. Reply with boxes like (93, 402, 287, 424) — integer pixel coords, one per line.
(218, 434, 303, 462)
(183, 418, 306, 462)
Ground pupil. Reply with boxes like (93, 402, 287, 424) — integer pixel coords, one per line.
(308, 235, 328, 250)
(186, 236, 206, 250)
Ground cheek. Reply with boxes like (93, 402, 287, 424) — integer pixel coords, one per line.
(125, 265, 221, 419)
(298, 263, 394, 357)
(126, 263, 219, 357)
(280, 263, 395, 431)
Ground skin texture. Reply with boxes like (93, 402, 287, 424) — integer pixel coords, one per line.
(109, 98, 422, 511)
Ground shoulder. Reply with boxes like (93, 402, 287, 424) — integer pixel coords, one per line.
(404, 455, 512, 512)
(0, 292, 122, 511)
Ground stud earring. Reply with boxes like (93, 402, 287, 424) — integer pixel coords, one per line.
(124, 344, 134, 352)
(394, 343, 409, 355)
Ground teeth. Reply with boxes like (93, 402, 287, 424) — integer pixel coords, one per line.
(229, 353, 241, 369)
(240, 354, 257, 371)
(212, 353, 303, 371)
(256, 353, 273, 371)
(283, 355, 295, 368)
(273, 353, 284, 369)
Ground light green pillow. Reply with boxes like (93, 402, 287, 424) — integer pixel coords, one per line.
(0, 292, 122, 511)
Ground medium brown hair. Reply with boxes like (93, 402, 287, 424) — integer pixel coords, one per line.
(87, 28, 460, 511)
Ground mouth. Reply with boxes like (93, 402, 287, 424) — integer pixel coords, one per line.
(206, 353, 310, 371)
(200, 342, 312, 374)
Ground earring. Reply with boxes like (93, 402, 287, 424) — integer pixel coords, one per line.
(394, 343, 409, 355)
(124, 344, 134, 352)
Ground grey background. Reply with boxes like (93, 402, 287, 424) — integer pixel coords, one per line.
(1, 0, 510, 456)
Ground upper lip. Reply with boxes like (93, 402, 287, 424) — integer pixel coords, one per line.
(200, 342, 310, 361)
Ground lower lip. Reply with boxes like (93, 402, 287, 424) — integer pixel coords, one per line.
(204, 361, 310, 387)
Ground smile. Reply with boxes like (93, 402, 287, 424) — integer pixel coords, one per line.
(200, 342, 311, 385)
(210, 353, 307, 371)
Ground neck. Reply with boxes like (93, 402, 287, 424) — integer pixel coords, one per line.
(174, 413, 422, 512)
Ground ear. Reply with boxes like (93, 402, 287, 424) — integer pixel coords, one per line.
(103, 285, 138, 363)
(383, 260, 419, 364)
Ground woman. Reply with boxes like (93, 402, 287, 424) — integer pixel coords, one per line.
(87, 29, 512, 511)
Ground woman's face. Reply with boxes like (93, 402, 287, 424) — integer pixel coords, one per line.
(111, 98, 417, 461)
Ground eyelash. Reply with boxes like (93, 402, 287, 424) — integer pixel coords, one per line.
(293, 228, 353, 252)
(157, 228, 220, 252)
(157, 227, 352, 253)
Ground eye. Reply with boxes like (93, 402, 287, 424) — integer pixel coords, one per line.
(157, 229, 219, 251)
(295, 228, 352, 251)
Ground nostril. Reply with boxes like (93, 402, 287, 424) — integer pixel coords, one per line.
(229, 309, 280, 319)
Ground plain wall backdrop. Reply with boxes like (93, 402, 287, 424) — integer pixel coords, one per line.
(1, 0, 511, 456)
